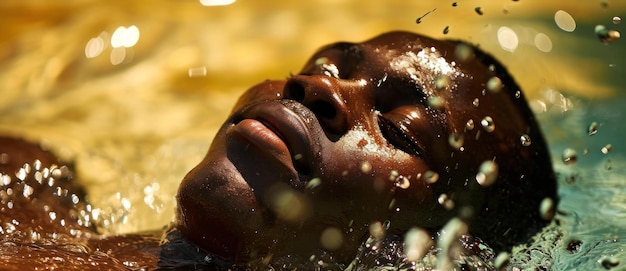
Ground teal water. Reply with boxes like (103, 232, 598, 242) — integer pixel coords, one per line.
(541, 94, 626, 270)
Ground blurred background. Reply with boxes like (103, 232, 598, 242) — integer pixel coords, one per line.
(0, 1, 625, 267)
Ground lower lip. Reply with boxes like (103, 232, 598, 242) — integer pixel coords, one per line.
(228, 119, 292, 164)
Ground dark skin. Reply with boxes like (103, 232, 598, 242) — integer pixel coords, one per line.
(177, 31, 557, 265)
(0, 31, 557, 269)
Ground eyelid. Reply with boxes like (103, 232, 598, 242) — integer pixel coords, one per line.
(376, 110, 425, 157)
(373, 75, 430, 114)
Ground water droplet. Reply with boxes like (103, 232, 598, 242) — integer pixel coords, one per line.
(360, 161, 372, 174)
(520, 134, 532, 146)
(51, 168, 63, 179)
(562, 148, 578, 165)
(435, 75, 450, 90)
(588, 122, 598, 136)
(1, 174, 11, 185)
(320, 227, 343, 251)
(487, 76, 502, 92)
(595, 25, 621, 44)
(497, 27, 519, 52)
(0, 153, 9, 164)
(465, 119, 475, 130)
(613, 16, 622, 24)
(23, 184, 34, 198)
(443, 26, 450, 35)
(33, 160, 42, 171)
(415, 8, 436, 24)
(598, 256, 620, 269)
(389, 170, 399, 181)
(474, 7, 483, 16)
(448, 133, 464, 149)
(454, 43, 472, 62)
(395, 175, 411, 189)
(472, 98, 480, 107)
(49, 211, 57, 221)
(555, 10, 576, 32)
(476, 160, 498, 187)
(540, 197, 555, 220)
(71, 194, 80, 204)
(601, 144, 612, 154)
(369, 221, 386, 241)
(494, 252, 510, 270)
(423, 170, 439, 184)
(480, 116, 495, 132)
(427, 96, 444, 109)
(404, 228, 432, 262)
(34, 171, 43, 184)
(438, 194, 455, 210)
(16, 168, 27, 181)
(188, 66, 207, 78)
(534, 33, 553, 52)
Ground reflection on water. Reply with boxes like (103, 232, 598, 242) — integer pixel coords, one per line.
(0, 0, 625, 269)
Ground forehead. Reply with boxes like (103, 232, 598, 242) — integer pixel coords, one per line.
(309, 36, 470, 88)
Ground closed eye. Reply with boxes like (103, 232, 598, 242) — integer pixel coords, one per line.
(377, 112, 424, 157)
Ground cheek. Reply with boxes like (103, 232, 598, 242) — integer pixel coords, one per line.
(322, 132, 429, 197)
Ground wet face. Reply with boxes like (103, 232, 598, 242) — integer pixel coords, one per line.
(176, 31, 556, 264)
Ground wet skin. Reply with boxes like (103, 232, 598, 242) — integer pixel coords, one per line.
(177, 31, 557, 264)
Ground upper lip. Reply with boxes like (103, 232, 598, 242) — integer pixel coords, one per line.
(230, 99, 317, 181)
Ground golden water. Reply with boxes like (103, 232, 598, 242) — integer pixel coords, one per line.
(0, 0, 624, 245)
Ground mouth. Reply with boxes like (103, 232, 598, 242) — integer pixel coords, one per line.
(227, 100, 318, 187)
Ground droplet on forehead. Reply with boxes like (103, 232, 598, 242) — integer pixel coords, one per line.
(435, 75, 450, 90)
(360, 161, 372, 174)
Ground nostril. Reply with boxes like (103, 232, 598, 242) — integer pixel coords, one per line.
(284, 81, 305, 102)
(310, 100, 336, 119)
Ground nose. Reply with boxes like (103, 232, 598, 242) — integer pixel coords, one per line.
(283, 75, 349, 137)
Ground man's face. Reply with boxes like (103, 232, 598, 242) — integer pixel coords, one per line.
(176, 32, 543, 263)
